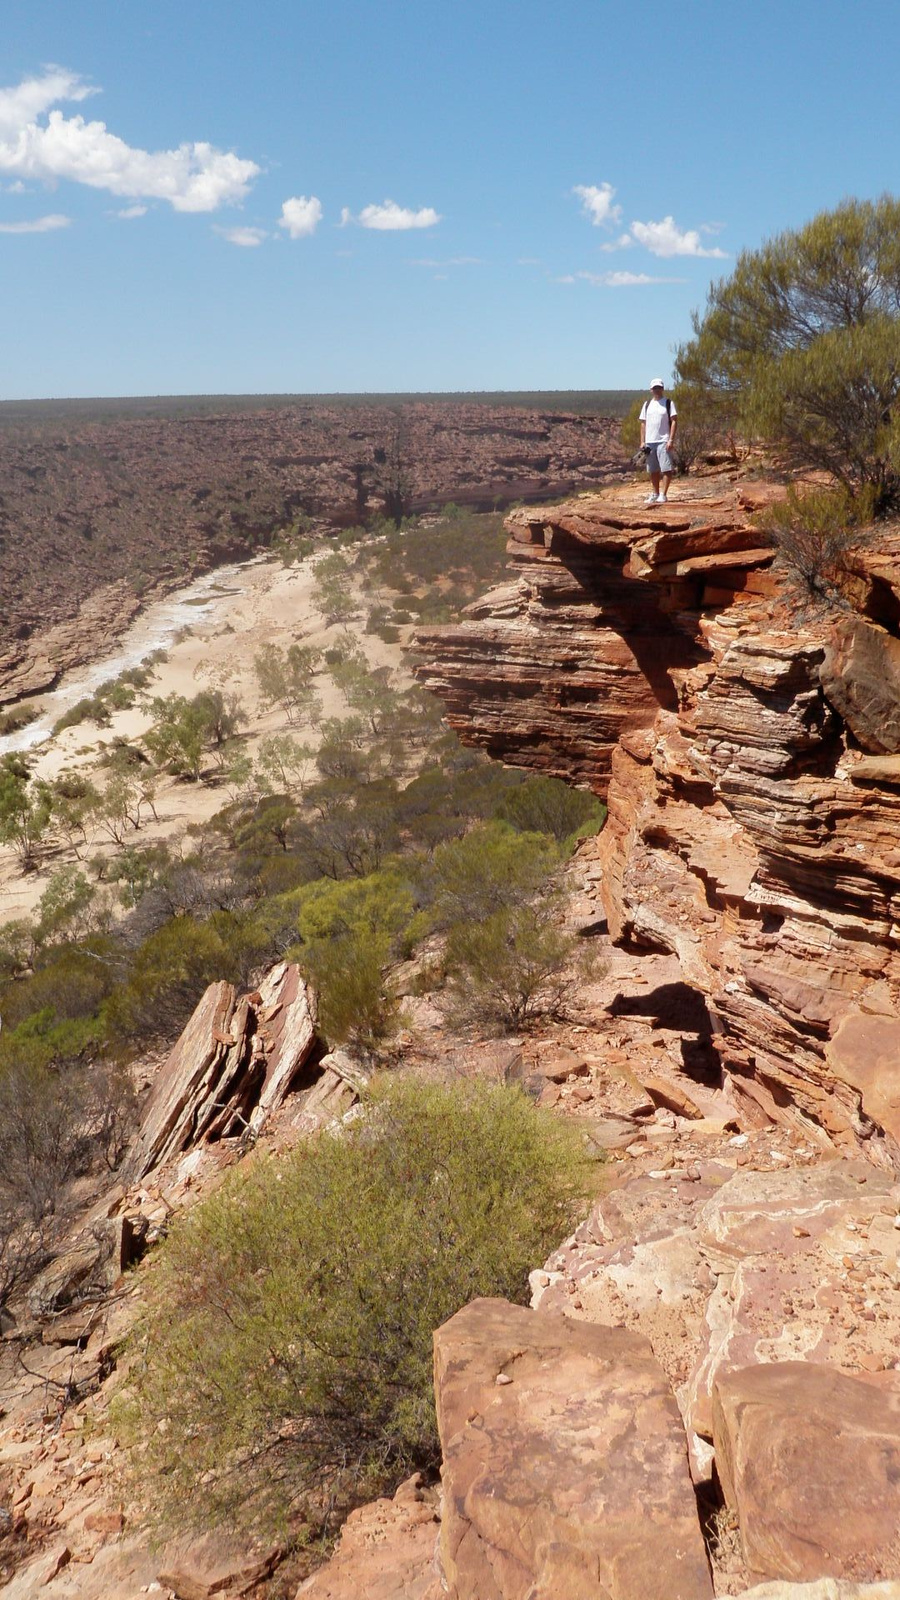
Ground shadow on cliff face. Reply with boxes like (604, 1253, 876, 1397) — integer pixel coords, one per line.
(608, 981, 721, 1086)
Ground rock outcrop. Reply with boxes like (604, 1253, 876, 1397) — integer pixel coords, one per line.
(432, 1296, 713, 1599)
(535, 1155, 900, 1587)
(122, 961, 323, 1183)
(713, 1362, 900, 1586)
(417, 481, 900, 1157)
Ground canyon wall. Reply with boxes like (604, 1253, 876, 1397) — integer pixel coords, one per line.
(0, 403, 626, 703)
(417, 483, 900, 1160)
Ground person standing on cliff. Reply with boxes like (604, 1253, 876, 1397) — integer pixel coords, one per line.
(639, 379, 677, 505)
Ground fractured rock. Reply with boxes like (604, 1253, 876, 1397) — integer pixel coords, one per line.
(433, 1296, 713, 1599)
(123, 963, 319, 1183)
(714, 1362, 900, 1585)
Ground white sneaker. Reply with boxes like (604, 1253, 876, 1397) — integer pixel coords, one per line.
(657, 495, 668, 504)
(645, 493, 659, 505)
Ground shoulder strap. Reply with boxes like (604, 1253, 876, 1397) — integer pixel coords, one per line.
(665, 397, 671, 417)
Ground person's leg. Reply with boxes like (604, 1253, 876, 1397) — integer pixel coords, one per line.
(659, 470, 671, 500)
(657, 443, 673, 502)
(646, 445, 661, 501)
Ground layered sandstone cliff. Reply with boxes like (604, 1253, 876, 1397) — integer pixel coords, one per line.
(417, 482, 900, 1161)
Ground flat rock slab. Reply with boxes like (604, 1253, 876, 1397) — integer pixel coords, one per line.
(433, 1296, 713, 1600)
(158, 1530, 280, 1598)
(686, 1163, 900, 1435)
(714, 1362, 900, 1585)
(296, 1476, 440, 1600)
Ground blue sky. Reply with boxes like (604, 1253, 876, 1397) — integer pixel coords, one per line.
(3, 0, 899, 398)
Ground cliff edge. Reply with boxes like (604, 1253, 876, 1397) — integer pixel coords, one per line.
(417, 479, 900, 1161)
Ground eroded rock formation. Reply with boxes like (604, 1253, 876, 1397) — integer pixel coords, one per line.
(417, 481, 900, 1157)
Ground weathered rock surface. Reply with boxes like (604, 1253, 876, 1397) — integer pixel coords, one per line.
(158, 1531, 280, 1598)
(738, 1583, 900, 1598)
(417, 480, 900, 1154)
(122, 961, 321, 1183)
(295, 1476, 439, 1600)
(433, 1296, 713, 1599)
(714, 1362, 900, 1585)
(536, 1159, 900, 1468)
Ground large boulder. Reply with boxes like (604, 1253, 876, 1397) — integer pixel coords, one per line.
(714, 1362, 900, 1586)
(433, 1296, 713, 1600)
(820, 616, 900, 754)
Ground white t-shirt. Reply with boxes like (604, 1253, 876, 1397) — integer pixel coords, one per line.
(639, 396, 677, 445)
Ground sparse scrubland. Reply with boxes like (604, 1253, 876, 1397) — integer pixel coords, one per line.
(0, 506, 605, 1360)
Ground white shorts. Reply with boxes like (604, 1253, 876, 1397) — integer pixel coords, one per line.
(645, 442, 674, 474)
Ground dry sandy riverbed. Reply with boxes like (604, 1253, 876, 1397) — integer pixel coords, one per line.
(0, 551, 412, 925)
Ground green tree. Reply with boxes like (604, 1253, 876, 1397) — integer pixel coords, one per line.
(253, 643, 321, 727)
(0, 756, 52, 871)
(118, 1077, 590, 1534)
(675, 195, 900, 505)
(254, 733, 315, 797)
(311, 551, 359, 626)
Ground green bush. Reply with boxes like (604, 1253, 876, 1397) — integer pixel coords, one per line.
(426, 821, 560, 930)
(444, 901, 577, 1031)
(109, 912, 268, 1040)
(295, 870, 415, 1050)
(756, 482, 873, 606)
(119, 1077, 590, 1535)
(496, 774, 606, 847)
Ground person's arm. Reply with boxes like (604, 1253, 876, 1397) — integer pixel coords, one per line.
(667, 407, 677, 447)
(639, 405, 647, 447)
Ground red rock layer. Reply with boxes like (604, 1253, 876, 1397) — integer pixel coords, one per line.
(417, 483, 900, 1158)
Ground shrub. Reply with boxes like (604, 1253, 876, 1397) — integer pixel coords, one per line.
(444, 900, 577, 1031)
(109, 912, 268, 1040)
(496, 774, 606, 847)
(119, 1077, 590, 1535)
(756, 483, 873, 607)
(295, 869, 416, 1051)
(426, 821, 560, 930)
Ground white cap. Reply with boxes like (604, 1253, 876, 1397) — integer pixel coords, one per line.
(650, 377, 665, 390)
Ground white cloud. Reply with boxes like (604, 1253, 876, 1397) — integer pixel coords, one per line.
(278, 195, 322, 238)
(570, 269, 685, 287)
(409, 255, 481, 267)
(0, 212, 70, 234)
(354, 199, 441, 231)
(573, 183, 622, 228)
(116, 203, 147, 219)
(598, 231, 634, 253)
(216, 224, 267, 247)
(339, 206, 352, 227)
(0, 68, 260, 213)
(630, 216, 728, 258)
